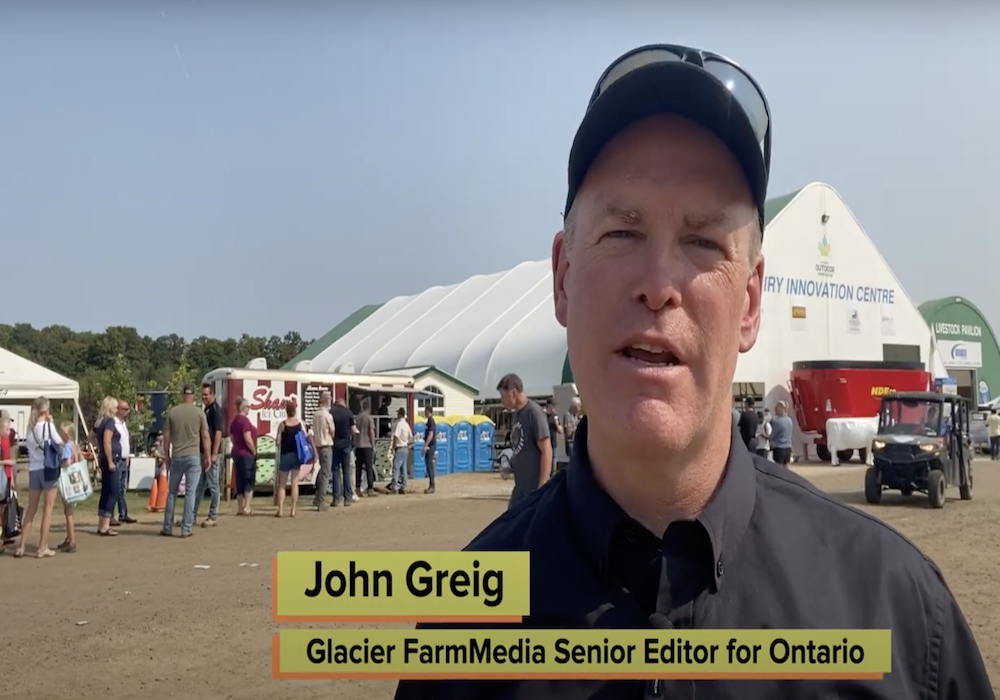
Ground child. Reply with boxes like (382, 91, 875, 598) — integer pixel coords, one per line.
(56, 422, 79, 553)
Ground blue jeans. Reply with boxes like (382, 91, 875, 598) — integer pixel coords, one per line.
(331, 446, 353, 503)
(163, 455, 202, 536)
(193, 456, 220, 521)
(114, 459, 129, 519)
(98, 460, 120, 520)
(391, 448, 408, 492)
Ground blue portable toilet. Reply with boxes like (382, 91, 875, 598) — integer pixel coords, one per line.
(449, 417, 473, 473)
(412, 420, 427, 479)
(433, 419, 452, 476)
(471, 415, 496, 471)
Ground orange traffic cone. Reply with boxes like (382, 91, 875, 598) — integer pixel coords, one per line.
(146, 472, 168, 512)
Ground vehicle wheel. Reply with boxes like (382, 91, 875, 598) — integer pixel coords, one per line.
(864, 467, 882, 505)
(927, 469, 946, 509)
(836, 449, 855, 463)
(858, 448, 868, 463)
(960, 462, 973, 501)
(816, 444, 832, 462)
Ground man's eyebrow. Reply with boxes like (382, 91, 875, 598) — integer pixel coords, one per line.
(601, 204, 644, 226)
(683, 211, 730, 231)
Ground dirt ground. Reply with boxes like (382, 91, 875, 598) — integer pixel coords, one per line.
(4, 463, 999, 699)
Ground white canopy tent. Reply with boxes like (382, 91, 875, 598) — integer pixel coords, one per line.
(0, 347, 82, 434)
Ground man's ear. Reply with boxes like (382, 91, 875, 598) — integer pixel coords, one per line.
(739, 253, 764, 353)
(552, 231, 569, 328)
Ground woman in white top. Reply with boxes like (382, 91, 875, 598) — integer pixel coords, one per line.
(754, 410, 772, 460)
(14, 396, 64, 558)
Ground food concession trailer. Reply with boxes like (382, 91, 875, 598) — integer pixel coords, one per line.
(202, 367, 421, 491)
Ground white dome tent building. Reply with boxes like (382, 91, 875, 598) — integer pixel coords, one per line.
(287, 183, 947, 423)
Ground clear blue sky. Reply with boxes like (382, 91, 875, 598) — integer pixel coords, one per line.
(2, 1, 995, 340)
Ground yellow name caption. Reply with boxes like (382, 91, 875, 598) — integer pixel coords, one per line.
(271, 551, 530, 622)
(272, 628, 891, 680)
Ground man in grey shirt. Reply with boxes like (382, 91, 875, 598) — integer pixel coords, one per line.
(562, 397, 582, 462)
(770, 400, 794, 466)
(496, 373, 551, 509)
(354, 399, 377, 496)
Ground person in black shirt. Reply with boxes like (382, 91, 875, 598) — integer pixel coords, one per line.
(329, 396, 356, 507)
(394, 43, 992, 700)
(737, 396, 759, 453)
(195, 383, 224, 527)
(377, 396, 392, 438)
(421, 406, 437, 495)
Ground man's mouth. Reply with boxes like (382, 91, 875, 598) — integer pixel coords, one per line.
(619, 343, 680, 367)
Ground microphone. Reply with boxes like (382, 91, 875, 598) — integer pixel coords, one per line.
(645, 614, 673, 697)
(644, 613, 696, 699)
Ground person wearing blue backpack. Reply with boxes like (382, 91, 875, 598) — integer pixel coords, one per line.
(14, 396, 64, 558)
(274, 400, 315, 518)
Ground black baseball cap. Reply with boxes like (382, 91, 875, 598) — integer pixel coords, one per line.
(565, 44, 772, 234)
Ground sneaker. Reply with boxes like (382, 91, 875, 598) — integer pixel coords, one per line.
(57, 541, 76, 553)
(366, 490, 378, 497)
(201, 518, 218, 528)
(424, 487, 436, 495)
(121, 517, 138, 524)
(351, 493, 359, 502)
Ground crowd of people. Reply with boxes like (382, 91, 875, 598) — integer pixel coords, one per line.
(0, 382, 445, 554)
(735, 396, 795, 466)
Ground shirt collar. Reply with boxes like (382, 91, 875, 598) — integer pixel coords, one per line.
(567, 415, 757, 591)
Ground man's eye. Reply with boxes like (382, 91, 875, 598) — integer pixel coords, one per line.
(602, 230, 638, 240)
(688, 237, 722, 251)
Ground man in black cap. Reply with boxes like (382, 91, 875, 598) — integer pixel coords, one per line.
(394, 45, 992, 699)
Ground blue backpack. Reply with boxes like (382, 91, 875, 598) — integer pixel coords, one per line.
(295, 428, 315, 465)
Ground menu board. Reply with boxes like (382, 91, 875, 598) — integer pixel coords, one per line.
(300, 384, 326, 426)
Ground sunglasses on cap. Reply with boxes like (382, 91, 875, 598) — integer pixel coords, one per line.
(590, 44, 771, 164)
(568, 43, 773, 232)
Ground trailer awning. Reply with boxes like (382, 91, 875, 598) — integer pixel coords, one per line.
(347, 384, 423, 394)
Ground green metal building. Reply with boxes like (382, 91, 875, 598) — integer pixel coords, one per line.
(919, 297, 1000, 404)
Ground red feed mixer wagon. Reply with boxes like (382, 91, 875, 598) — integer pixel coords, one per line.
(788, 360, 932, 463)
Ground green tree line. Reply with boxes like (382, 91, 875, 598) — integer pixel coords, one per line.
(0, 323, 312, 434)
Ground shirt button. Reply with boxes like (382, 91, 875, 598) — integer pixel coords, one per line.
(624, 529, 636, 543)
(716, 559, 725, 577)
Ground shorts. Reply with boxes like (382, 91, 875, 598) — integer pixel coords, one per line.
(278, 452, 301, 473)
(233, 454, 256, 492)
(29, 470, 58, 492)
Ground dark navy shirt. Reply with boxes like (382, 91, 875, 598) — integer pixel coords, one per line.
(425, 415, 436, 450)
(95, 417, 121, 467)
(394, 417, 992, 700)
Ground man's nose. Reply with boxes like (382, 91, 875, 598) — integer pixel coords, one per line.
(633, 243, 683, 311)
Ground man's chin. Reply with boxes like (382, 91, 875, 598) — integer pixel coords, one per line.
(601, 400, 703, 453)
